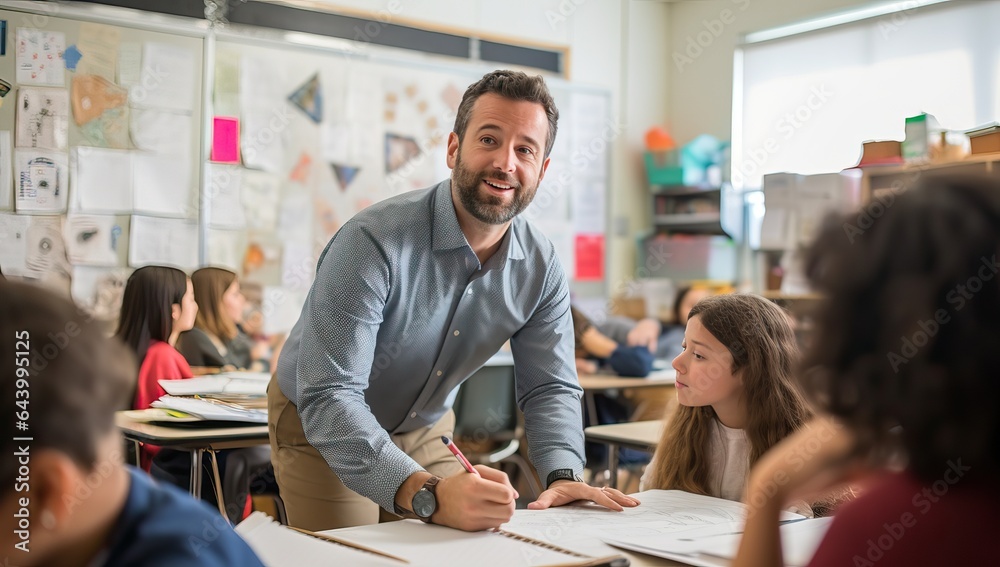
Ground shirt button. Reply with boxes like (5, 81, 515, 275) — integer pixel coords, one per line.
(467, 289, 473, 295)
(410, 412, 417, 418)
(453, 330, 460, 336)
(436, 370, 442, 376)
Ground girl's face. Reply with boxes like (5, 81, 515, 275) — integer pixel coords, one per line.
(222, 279, 245, 324)
(173, 279, 198, 333)
(672, 315, 743, 411)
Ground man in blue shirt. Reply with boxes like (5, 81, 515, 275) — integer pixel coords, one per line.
(271, 70, 639, 531)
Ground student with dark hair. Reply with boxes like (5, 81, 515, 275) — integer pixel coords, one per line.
(735, 175, 1000, 566)
(271, 69, 638, 532)
(0, 281, 264, 567)
(642, 294, 816, 516)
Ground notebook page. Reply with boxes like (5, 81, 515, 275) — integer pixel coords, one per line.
(326, 519, 588, 567)
(236, 512, 398, 567)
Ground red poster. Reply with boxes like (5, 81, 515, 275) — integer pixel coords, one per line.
(574, 234, 605, 281)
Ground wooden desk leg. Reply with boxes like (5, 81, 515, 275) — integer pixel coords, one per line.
(208, 450, 228, 521)
(608, 443, 619, 490)
(190, 449, 203, 498)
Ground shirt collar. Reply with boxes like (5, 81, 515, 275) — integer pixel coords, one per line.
(432, 179, 525, 264)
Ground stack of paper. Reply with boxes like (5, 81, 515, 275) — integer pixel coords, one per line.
(603, 517, 833, 567)
(158, 376, 268, 397)
(150, 395, 267, 423)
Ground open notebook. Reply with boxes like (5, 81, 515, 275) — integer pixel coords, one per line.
(236, 512, 628, 567)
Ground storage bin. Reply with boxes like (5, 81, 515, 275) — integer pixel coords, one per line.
(644, 150, 684, 186)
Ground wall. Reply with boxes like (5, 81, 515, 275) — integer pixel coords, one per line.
(268, 0, 673, 299)
(666, 0, 876, 142)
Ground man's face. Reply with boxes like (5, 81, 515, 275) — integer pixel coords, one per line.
(447, 93, 551, 225)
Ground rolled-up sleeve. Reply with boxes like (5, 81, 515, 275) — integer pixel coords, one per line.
(294, 221, 423, 512)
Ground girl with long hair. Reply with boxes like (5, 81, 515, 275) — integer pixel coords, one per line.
(641, 293, 815, 514)
(177, 267, 265, 370)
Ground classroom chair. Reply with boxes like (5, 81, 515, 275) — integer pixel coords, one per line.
(452, 364, 542, 499)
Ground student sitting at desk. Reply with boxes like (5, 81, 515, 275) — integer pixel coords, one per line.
(0, 281, 264, 567)
(640, 294, 817, 516)
(116, 266, 255, 523)
(735, 175, 1000, 567)
(177, 267, 267, 371)
(572, 305, 655, 377)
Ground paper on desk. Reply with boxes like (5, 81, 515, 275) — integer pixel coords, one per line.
(70, 147, 132, 213)
(158, 376, 267, 397)
(604, 517, 833, 567)
(236, 512, 398, 567)
(129, 215, 198, 269)
(151, 395, 268, 423)
(132, 43, 197, 112)
(329, 519, 594, 567)
(502, 490, 804, 562)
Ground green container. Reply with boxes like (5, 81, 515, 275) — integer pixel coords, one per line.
(645, 151, 684, 186)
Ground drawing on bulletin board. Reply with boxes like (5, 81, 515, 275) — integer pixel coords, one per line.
(16, 87, 69, 150)
(288, 73, 322, 123)
(16, 151, 67, 213)
(331, 163, 359, 190)
(384, 132, 420, 173)
(71, 74, 129, 148)
(16, 28, 66, 86)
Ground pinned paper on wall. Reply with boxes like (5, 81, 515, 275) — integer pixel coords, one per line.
(129, 215, 198, 269)
(76, 23, 120, 82)
(71, 74, 129, 149)
(64, 213, 128, 266)
(289, 152, 312, 184)
(206, 164, 245, 228)
(70, 147, 132, 213)
(63, 45, 82, 71)
(574, 234, 605, 281)
(241, 170, 281, 231)
(0, 212, 30, 275)
(16, 29, 66, 86)
(211, 116, 240, 163)
(118, 42, 141, 88)
(288, 73, 322, 123)
(0, 131, 12, 211)
(16, 87, 69, 151)
(133, 153, 195, 218)
(24, 216, 69, 278)
(130, 108, 191, 154)
(16, 149, 68, 213)
(206, 228, 245, 273)
(132, 43, 196, 112)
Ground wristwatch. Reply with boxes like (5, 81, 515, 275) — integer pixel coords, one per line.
(545, 468, 583, 489)
(394, 476, 440, 522)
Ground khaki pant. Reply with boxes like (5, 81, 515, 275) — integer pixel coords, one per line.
(267, 380, 463, 531)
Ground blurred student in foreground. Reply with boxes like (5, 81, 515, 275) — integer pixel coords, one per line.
(734, 174, 1000, 566)
(0, 281, 263, 567)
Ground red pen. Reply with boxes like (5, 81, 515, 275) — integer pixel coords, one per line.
(441, 435, 481, 476)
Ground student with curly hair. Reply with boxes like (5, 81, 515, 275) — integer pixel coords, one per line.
(735, 174, 1000, 566)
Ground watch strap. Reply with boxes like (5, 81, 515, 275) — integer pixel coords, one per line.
(545, 468, 582, 489)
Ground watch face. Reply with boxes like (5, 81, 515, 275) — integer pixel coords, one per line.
(412, 488, 437, 518)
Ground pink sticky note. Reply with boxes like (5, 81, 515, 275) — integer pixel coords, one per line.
(574, 234, 605, 281)
(211, 116, 240, 163)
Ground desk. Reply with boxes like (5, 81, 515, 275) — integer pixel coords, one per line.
(584, 420, 663, 490)
(116, 412, 269, 513)
(577, 371, 675, 428)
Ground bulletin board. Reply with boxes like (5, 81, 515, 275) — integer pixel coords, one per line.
(0, 1, 611, 335)
(0, 3, 204, 322)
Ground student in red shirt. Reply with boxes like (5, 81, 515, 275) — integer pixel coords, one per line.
(114, 266, 198, 426)
(734, 174, 1000, 567)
